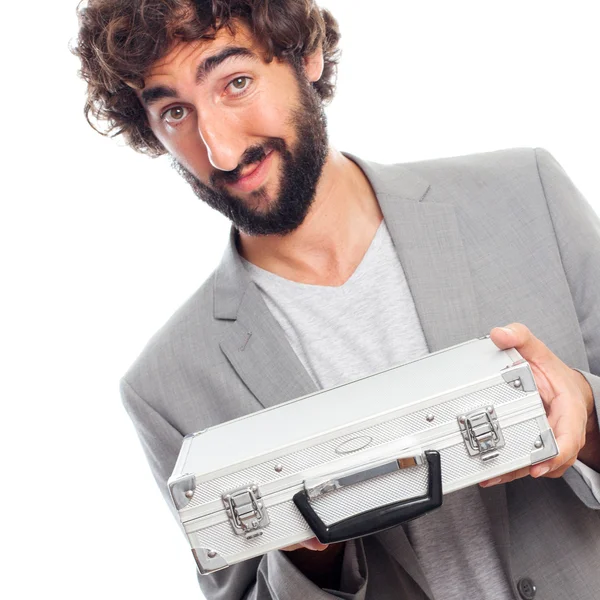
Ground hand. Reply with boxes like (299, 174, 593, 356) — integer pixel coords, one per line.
(281, 537, 330, 552)
(479, 323, 595, 487)
(281, 538, 345, 589)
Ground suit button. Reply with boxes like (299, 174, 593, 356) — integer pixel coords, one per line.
(517, 577, 537, 599)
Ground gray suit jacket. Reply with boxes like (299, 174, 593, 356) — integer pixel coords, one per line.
(122, 148, 600, 600)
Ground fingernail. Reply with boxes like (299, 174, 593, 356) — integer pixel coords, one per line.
(482, 477, 502, 487)
(534, 466, 550, 478)
(500, 327, 513, 334)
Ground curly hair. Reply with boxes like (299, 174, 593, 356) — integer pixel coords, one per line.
(73, 0, 341, 156)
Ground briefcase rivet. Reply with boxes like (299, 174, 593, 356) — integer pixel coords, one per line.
(534, 439, 543, 449)
(514, 378, 522, 388)
(426, 414, 435, 422)
(487, 406, 495, 414)
(274, 464, 284, 472)
(458, 416, 466, 424)
(185, 490, 194, 499)
(207, 550, 217, 559)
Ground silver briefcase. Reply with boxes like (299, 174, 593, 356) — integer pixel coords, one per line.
(168, 336, 558, 574)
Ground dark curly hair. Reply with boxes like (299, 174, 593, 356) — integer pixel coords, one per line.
(73, 0, 341, 156)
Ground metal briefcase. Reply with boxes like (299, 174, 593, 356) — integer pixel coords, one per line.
(168, 336, 558, 574)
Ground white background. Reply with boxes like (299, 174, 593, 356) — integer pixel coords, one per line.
(2, 1, 599, 598)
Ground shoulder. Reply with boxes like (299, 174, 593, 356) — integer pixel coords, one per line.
(404, 146, 549, 189)
(400, 147, 559, 212)
(121, 269, 227, 401)
(355, 147, 558, 211)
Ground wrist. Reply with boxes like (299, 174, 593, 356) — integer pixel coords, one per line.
(573, 370, 596, 433)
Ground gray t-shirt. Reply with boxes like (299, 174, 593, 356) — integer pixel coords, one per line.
(242, 221, 513, 600)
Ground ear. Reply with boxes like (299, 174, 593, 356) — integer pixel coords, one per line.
(303, 46, 325, 83)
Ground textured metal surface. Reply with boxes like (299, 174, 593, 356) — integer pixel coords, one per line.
(186, 383, 527, 508)
(193, 502, 312, 558)
(439, 419, 540, 483)
(192, 548, 229, 574)
(190, 417, 541, 561)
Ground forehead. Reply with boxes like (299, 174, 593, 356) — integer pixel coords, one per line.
(144, 24, 259, 83)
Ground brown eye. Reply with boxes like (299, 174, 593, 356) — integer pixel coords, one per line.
(168, 107, 185, 120)
(162, 106, 189, 125)
(230, 77, 250, 92)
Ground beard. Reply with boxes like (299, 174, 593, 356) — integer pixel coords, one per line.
(171, 73, 329, 236)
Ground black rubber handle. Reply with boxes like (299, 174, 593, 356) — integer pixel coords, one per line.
(293, 450, 443, 544)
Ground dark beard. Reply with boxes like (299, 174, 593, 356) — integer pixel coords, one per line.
(171, 75, 329, 236)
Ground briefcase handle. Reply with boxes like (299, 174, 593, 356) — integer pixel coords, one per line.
(293, 450, 442, 544)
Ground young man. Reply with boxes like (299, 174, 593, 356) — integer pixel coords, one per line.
(75, 1, 600, 598)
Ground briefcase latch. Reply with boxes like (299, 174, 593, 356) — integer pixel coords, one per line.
(458, 406, 505, 461)
(222, 484, 270, 539)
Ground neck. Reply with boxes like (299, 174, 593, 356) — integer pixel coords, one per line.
(238, 149, 383, 286)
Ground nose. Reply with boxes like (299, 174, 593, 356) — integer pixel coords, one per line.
(196, 110, 245, 172)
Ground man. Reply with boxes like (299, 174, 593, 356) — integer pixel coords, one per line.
(75, 1, 600, 598)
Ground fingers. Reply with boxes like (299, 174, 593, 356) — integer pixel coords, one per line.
(484, 323, 588, 486)
(480, 410, 584, 486)
(280, 544, 304, 552)
(530, 453, 577, 480)
(489, 323, 552, 367)
(480, 465, 531, 487)
(280, 538, 329, 552)
(301, 538, 330, 551)
(533, 426, 583, 478)
(532, 387, 587, 477)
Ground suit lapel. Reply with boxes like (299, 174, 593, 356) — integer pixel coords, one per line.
(348, 155, 483, 352)
(219, 282, 319, 408)
(214, 228, 318, 409)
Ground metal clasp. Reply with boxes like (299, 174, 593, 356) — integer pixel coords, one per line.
(222, 484, 270, 539)
(458, 406, 505, 461)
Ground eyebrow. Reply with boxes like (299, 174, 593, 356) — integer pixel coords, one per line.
(141, 46, 258, 107)
(140, 85, 178, 107)
(196, 46, 257, 84)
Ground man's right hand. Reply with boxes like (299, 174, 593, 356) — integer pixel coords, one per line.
(280, 538, 346, 588)
(281, 537, 331, 552)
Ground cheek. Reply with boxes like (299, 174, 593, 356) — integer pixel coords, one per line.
(160, 128, 212, 178)
(244, 94, 296, 140)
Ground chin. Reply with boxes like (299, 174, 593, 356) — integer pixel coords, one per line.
(245, 184, 279, 212)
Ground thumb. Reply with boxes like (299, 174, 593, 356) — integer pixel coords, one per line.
(489, 323, 550, 364)
(302, 538, 330, 551)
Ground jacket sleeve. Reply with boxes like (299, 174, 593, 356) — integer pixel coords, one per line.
(534, 147, 600, 509)
(120, 378, 369, 600)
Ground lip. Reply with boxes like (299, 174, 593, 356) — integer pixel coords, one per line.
(229, 150, 275, 193)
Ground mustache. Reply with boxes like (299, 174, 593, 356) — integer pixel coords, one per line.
(210, 138, 286, 186)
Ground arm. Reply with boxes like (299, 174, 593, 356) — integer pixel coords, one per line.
(120, 378, 369, 599)
(535, 147, 600, 506)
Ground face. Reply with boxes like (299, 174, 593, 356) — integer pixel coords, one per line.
(138, 25, 329, 236)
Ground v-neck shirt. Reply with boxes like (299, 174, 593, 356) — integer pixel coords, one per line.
(240, 221, 430, 390)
